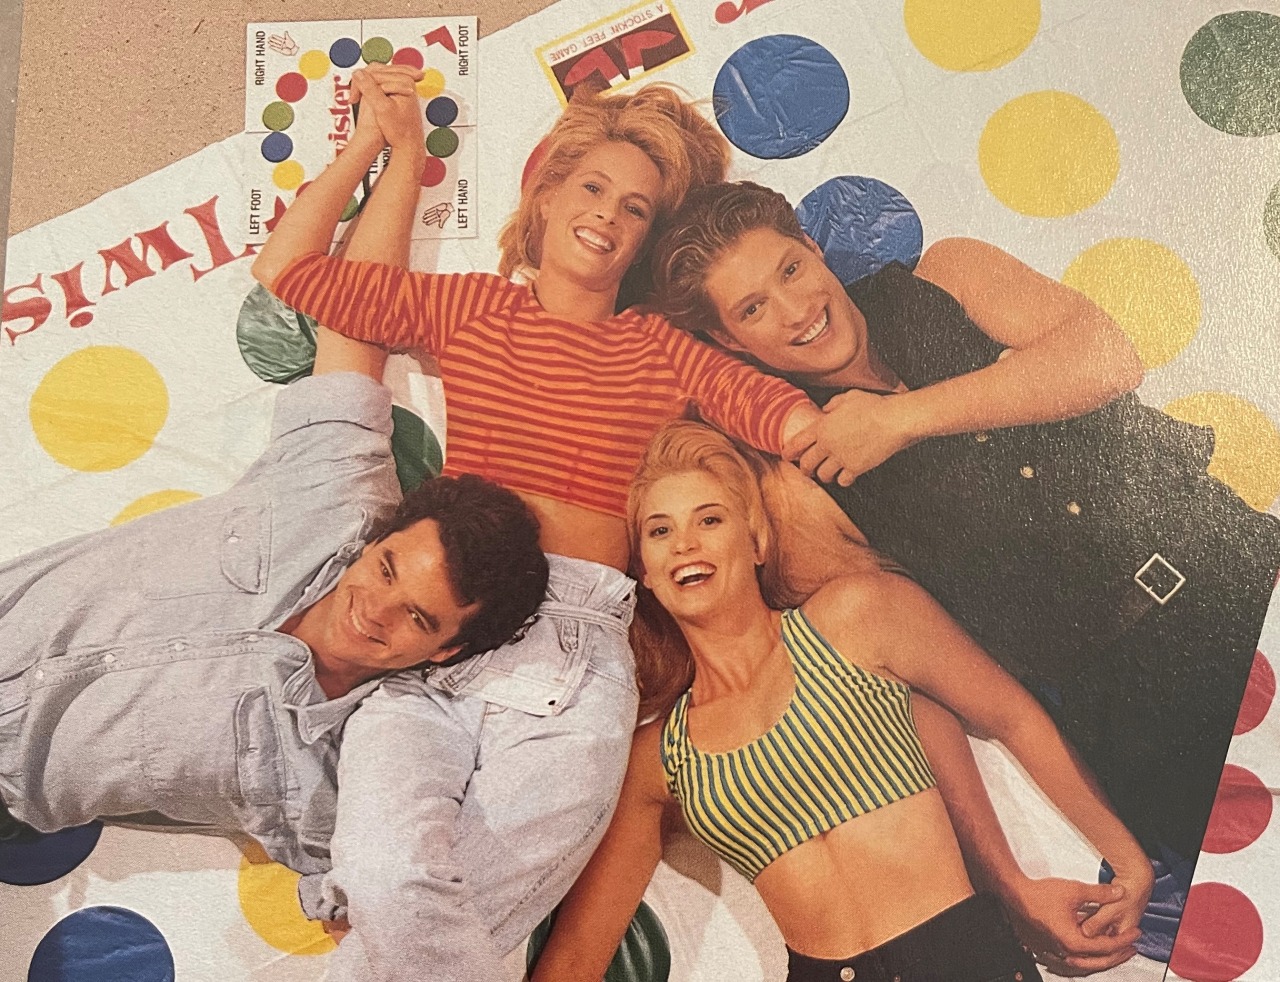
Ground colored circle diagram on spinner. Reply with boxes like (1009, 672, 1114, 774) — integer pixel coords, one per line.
(713, 35, 849, 159)
(427, 96, 459, 127)
(262, 101, 294, 132)
(330, 37, 361, 68)
(427, 127, 459, 158)
(262, 132, 294, 163)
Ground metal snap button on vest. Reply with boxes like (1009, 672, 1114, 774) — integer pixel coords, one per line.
(1066, 500, 1082, 515)
(840, 968, 855, 981)
(1020, 465, 1036, 479)
(226, 533, 240, 544)
(974, 431, 990, 443)
(103, 653, 116, 664)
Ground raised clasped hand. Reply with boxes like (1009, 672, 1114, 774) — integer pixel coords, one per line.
(783, 389, 919, 486)
(350, 64, 427, 155)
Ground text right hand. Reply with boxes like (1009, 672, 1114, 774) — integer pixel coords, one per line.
(351, 65, 426, 156)
(1007, 877, 1140, 976)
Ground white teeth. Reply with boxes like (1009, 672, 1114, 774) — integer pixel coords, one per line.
(575, 228, 614, 252)
(349, 602, 378, 642)
(673, 563, 715, 586)
(794, 309, 829, 345)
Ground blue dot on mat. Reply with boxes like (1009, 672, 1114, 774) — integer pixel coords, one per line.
(712, 35, 849, 159)
(425, 96, 459, 127)
(795, 176, 923, 284)
(330, 37, 362, 69)
(0, 822, 102, 887)
(261, 132, 294, 164)
(28, 906, 175, 982)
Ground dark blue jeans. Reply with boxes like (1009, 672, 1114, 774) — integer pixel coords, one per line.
(786, 894, 1042, 982)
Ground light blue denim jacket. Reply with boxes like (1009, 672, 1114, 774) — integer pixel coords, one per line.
(0, 371, 639, 981)
(0, 372, 400, 867)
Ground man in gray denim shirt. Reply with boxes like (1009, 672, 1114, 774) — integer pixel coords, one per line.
(0, 328, 639, 982)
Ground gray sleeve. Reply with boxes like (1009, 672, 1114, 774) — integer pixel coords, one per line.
(320, 678, 506, 982)
(239, 372, 400, 524)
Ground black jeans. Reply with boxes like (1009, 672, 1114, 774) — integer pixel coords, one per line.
(786, 894, 1041, 982)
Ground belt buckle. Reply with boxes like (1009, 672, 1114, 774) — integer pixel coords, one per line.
(1134, 552, 1186, 605)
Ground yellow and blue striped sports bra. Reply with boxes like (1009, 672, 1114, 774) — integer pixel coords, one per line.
(660, 607, 937, 881)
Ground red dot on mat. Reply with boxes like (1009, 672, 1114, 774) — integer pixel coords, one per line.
(276, 72, 308, 103)
(393, 48, 425, 70)
(1169, 882, 1264, 982)
(1235, 650, 1276, 734)
(1202, 764, 1273, 853)
(420, 156, 447, 188)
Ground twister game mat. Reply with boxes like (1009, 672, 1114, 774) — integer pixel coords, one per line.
(4, 1, 1280, 979)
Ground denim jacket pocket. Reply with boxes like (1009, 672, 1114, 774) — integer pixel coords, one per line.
(146, 495, 272, 599)
(235, 687, 290, 808)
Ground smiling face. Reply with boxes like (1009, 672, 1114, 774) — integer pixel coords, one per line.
(637, 469, 766, 624)
(303, 518, 478, 685)
(536, 140, 664, 296)
(702, 227, 869, 385)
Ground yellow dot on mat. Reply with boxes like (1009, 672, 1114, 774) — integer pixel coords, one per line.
(1163, 392, 1280, 512)
(238, 843, 336, 956)
(904, 0, 1040, 71)
(1062, 238, 1202, 369)
(416, 69, 446, 100)
(979, 90, 1119, 218)
(299, 50, 331, 81)
(30, 346, 168, 472)
(273, 160, 306, 191)
(111, 490, 202, 526)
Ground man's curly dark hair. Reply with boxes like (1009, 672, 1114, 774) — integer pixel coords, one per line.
(370, 474, 547, 663)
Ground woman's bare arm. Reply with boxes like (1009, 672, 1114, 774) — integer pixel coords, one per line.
(807, 574, 1154, 942)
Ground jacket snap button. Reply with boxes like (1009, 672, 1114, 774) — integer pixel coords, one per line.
(103, 653, 116, 664)
(840, 968, 855, 981)
(1066, 500, 1082, 515)
(1020, 465, 1036, 479)
(974, 431, 990, 443)
(227, 533, 240, 544)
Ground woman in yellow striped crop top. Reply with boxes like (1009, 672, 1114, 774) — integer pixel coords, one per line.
(530, 421, 1155, 982)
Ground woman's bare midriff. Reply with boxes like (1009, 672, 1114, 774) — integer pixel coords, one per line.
(753, 788, 974, 958)
(519, 492, 631, 572)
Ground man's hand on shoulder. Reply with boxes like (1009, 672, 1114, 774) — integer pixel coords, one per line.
(783, 389, 922, 485)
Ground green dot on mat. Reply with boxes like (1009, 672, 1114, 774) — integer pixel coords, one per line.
(340, 196, 361, 223)
(390, 406, 444, 493)
(235, 284, 317, 384)
(1265, 181, 1280, 264)
(1180, 10, 1280, 136)
(362, 37, 394, 64)
(426, 126, 459, 158)
(262, 101, 295, 132)
(526, 901, 671, 982)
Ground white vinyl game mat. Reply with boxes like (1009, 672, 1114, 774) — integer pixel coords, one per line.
(3, 1, 1280, 981)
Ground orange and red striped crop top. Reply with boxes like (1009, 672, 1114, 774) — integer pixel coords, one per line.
(272, 254, 811, 518)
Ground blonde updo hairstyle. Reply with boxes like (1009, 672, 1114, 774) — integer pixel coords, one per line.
(497, 84, 730, 306)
